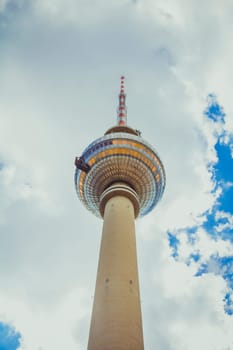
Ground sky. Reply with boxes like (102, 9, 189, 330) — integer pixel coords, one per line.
(0, 0, 233, 349)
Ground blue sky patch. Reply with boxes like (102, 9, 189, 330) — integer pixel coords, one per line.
(167, 231, 180, 258)
(211, 139, 233, 216)
(224, 292, 233, 316)
(168, 95, 233, 315)
(189, 252, 201, 263)
(204, 94, 225, 123)
(0, 322, 21, 350)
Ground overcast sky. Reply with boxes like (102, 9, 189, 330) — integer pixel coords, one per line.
(0, 0, 233, 349)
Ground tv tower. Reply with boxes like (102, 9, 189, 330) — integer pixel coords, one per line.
(75, 77, 165, 350)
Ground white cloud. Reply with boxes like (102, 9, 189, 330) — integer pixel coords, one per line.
(0, 287, 90, 350)
(177, 227, 233, 262)
(138, 225, 233, 350)
(1, 0, 233, 349)
(215, 211, 233, 233)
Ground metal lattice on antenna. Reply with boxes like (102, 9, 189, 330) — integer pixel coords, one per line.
(117, 76, 127, 126)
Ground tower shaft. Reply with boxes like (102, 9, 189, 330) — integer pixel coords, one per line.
(87, 191, 144, 350)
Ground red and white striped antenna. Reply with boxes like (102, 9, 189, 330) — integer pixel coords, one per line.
(117, 76, 127, 126)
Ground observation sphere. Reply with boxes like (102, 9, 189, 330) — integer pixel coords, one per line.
(75, 126, 165, 218)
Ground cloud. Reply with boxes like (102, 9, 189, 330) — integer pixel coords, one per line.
(0, 1, 233, 349)
(168, 96, 233, 318)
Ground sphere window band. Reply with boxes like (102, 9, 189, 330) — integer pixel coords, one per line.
(86, 146, 161, 176)
(78, 153, 157, 192)
(84, 136, 164, 174)
(84, 150, 162, 190)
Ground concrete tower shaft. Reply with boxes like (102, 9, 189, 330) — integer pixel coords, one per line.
(87, 183, 143, 350)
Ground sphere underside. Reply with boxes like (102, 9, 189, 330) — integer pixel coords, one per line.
(75, 132, 165, 218)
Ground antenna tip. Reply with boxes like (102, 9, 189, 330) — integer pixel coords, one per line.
(120, 76, 125, 92)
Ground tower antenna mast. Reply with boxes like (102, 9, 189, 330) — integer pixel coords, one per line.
(117, 76, 127, 126)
